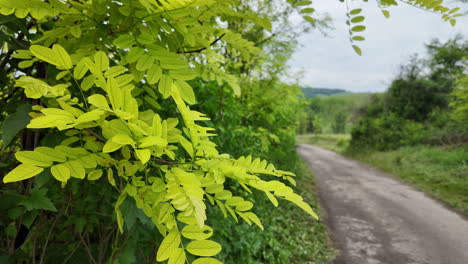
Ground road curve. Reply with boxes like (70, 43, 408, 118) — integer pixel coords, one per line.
(298, 144, 468, 264)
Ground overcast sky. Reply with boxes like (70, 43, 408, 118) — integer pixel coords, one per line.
(287, 1, 468, 93)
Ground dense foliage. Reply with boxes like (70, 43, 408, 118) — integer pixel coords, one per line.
(350, 37, 468, 151)
(299, 93, 372, 134)
(0, 0, 462, 263)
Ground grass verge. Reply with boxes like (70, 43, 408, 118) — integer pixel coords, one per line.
(298, 133, 468, 215)
(211, 157, 335, 264)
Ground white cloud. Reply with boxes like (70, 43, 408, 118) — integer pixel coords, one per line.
(286, 1, 468, 93)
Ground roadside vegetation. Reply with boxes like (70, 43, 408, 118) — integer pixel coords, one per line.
(299, 36, 468, 215)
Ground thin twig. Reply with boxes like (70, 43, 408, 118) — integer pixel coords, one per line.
(79, 232, 97, 264)
(177, 33, 226, 54)
(86, 129, 106, 142)
(152, 158, 179, 165)
(62, 242, 81, 264)
(39, 214, 61, 264)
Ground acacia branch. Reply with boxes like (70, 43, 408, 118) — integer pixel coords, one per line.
(86, 129, 106, 142)
(177, 33, 225, 54)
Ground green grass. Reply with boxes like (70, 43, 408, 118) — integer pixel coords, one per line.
(288, 160, 336, 263)
(298, 134, 468, 215)
(351, 145, 468, 214)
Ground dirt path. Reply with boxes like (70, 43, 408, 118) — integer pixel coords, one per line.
(298, 144, 468, 264)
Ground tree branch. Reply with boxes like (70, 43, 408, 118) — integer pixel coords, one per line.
(177, 33, 226, 54)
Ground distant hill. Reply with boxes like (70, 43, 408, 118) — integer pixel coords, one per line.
(301, 87, 348, 98)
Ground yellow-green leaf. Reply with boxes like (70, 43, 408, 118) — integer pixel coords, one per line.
(192, 258, 223, 264)
(88, 169, 103, 180)
(159, 75, 173, 98)
(139, 136, 167, 148)
(147, 63, 163, 84)
(352, 45, 362, 56)
(111, 134, 135, 145)
(52, 44, 73, 69)
(186, 240, 222, 257)
(156, 231, 181, 261)
(102, 140, 124, 153)
(88, 94, 112, 111)
(15, 151, 54, 167)
(174, 80, 195, 105)
(50, 164, 71, 182)
(107, 168, 116, 186)
(104, 66, 126, 78)
(168, 248, 186, 264)
(136, 54, 155, 71)
(64, 160, 85, 179)
(136, 149, 151, 164)
(30, 45, 61, 67)
(34, 147, 67, 162)
(169, 68, 197, 80)
(3, 164, 44, 183)
(94, 51, 109, 71)
(181, 225, 213, 240)
(116, 208, 124, 233)
(76, 109, 105, 123)
(244, 212, 264, 230)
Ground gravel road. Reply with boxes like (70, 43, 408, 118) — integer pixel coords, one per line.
(298, 144, 468, 264)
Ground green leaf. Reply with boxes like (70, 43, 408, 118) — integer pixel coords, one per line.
(181, 225, 213, 240)
(192, 258, 223, 264)
(70, 25, 81, 38)
(19, 188, 57, 212)
(75, 109, 105, 123)
(244, 212, 264, 230)
(52, 44, 73, 69)
(3, 164, 44, 183)
(15, 151, 54, 167)
(156, 231, 181, 261)
(352, 36, 365, 41)
(382, 9, 390, 18)
(300, 8, 315, 14)
(30, 45, 61, 67)
(186, 240, 222, 257)
(136, 54, 155, 71)
(64, 160, 86, 179)
(351, 16, 365, 23)
(107, 168, 116, 186)
(111, 134, 135, 145)
(103, 140, 124, 153)
(136, 149, 151, 164)
(303, 15, 315, 24)
(450, 19, 456, 26)
(105, 66, 127, 78)
(88, 94, 112, 111)
(169, 68, 197, 80)
(34, 147, 67, 162)
(350, 8, 362, 15)
(168, 248, 186, 264)
(94, 51, 109, 71)
(113, 34, 135, 48)
(88, 169, 103, 180)
(139, 136, 167, 148)
(159, 75, 173, 98)
(352, 45, 362, 56)
(351, 25, 366, 32)
(56, 71, 69, 80)
(174, 80, 196, 105)
(1, 104, 31, 148)
(50, 164, 71, 182)
(15, 76, 51, 99)
(147, 63, 163, 84)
